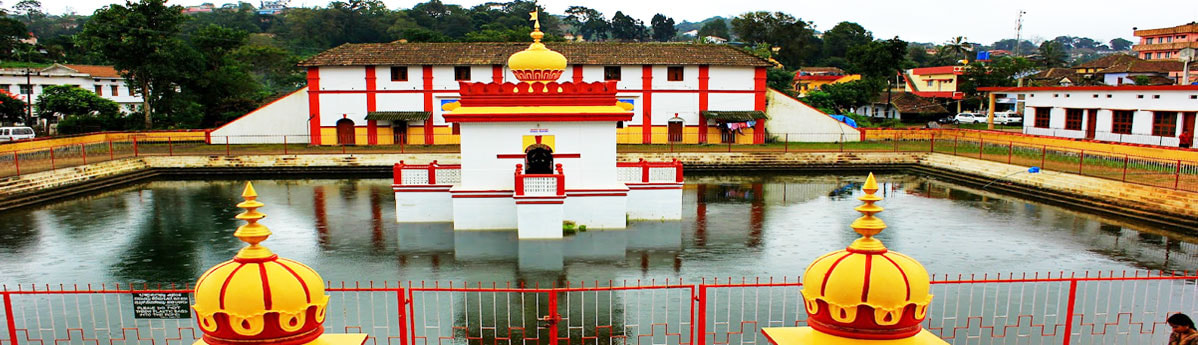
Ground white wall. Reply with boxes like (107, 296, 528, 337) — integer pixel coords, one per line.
(1021, 89, 1198, 147)
(766, 89, 860, 142)
(209, 88, 309, 143)
(458, 121, 621, 191)
(317, 93, 368, 127)
(0, 72, 142, 112)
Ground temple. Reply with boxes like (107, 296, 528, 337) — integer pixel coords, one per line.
(392, 12, 683, 239)
(762, 173, 948, 345)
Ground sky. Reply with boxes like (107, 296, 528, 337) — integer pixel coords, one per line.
(25, 0, 1198, 44)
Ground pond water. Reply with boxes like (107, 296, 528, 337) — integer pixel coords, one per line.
(0, 173, 1193, 286)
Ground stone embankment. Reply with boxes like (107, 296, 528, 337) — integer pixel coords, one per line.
(1, 152, 1194, 229)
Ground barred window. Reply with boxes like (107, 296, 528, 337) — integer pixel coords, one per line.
(1152, 111, 1177, 137)
(1111, 110, 1134, 134)
(1034, 107, 1051, 128)
(1065, 109, 1083, 130)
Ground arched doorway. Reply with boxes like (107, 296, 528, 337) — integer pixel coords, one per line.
(667, 117, 684, 142)
(336, 118, 355, 145)
(524, 144, 554, 174)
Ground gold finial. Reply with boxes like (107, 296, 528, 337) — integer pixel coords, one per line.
(233, 182, 274, 259)
(848, 173, 887, 252)
(529, 10, 544, 43)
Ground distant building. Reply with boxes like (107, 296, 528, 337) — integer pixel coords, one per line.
(979, 85, 1198, 147)
(853, 92, 948, 121)
(1133, 23, 1198, 60)
(1072, 54, 1193, 85)
(181, 3, 215, 14)
(259, 0, 289, 15)
(0, 64, 143, 115)
(1029, 68, 1083, 87)
(791, 67, 860, 96)
(901, 66, 964, 100)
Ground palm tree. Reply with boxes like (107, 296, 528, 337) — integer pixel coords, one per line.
(1035, 41, 1068, 68)
(939, 36, 973, 62)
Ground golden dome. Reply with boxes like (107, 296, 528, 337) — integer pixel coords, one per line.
(799, 173, 933, 340)
(192, 183, 330, 345)
(508, 10, 566, 83)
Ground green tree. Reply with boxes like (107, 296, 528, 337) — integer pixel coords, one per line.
(958, 56, 1037, 97)
(564, 6, 608, 40)
(79, 0, 191, 128)
(766, 68, 794, 94)
(649, 13, 675, 42)
(1110, 38, 1133, 51)
(0, 17, 28, 60)
(938, 36, 972, 62)
(35, 85, 121, 119)
(186, 24, 264, 128)
(610, 11, 646, 41)
(801, 79, 884, 114)
(697, 18, 728, 39)
(730, 11, 819, 68)
(0, 91, 27, 124)
(821, 22, 872, 60)
(847, 37, 907, 79)
(1036, 41, 1068, 68)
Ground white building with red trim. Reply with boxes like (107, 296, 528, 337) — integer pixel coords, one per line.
(980, 85, 1198, 147)
(209, 42, 858, 144)
(0, 64, 142, 114)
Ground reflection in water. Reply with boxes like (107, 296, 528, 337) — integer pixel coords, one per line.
(0, 174, 1193, 285)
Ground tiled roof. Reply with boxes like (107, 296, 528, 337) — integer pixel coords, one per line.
(1032, 68, 1080, 80)
(298, 42, 773, 67)
(871, 92, 948, 114)
(60, 64, 121, 78)
(1073, 54, 1139, 69)
(1099, 59, 1184, 73)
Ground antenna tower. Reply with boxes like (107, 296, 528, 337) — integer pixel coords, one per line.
(1014, 10, 1026, 56)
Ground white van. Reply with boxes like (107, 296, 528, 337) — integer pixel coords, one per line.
(0, 127, 36, 142)
(994, 112, 1022, 125)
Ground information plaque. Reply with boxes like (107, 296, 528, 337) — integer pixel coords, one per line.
(132, 293, 192, 319)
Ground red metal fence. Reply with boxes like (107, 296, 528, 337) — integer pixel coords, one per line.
(2, 133, 1196, 193)
(3, 271, 1197, 345)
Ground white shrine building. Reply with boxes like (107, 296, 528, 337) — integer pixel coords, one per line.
(390, 17, 684, 239)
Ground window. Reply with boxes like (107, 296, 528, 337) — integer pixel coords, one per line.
(19, 85, 31, 94)
(1145, 38, 1153, 44)
(604, 66, 621, 81)
(1153, 111, 1177, 136)
(1034, 107, 1051, 128)
(452, 123, 460, 135)
(453, 66, 471, 81)
(94, 85, 102, 95)
(390, 66, 408, 82)
(667, 66, 684, 81)
(111, 85, 119, 96)
(1065, 109, 1083, 130)
(0, 84, 8, 92)
(926, 80, 934, 87)
(1111, 110, 1134, 134)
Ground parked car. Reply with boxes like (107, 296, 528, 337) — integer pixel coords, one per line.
(994, 111, 1022, 125)
(0, 127, 35, 142)
(953, 113, 984, 124)
(936, 115, 958, 124)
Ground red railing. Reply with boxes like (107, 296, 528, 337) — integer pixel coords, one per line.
(3, 271, 1198, 345)
(617, 158, 684, 183)
(514, 163, 565, 196)
(392, 160, 461, 185)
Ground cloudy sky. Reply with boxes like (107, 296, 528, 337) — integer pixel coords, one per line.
(26, 0, 1198, 44)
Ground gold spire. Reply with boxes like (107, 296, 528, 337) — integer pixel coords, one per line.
(848, 173, 887, 252)
(529, 10, 543, 43)
(233, 182, 274, 259)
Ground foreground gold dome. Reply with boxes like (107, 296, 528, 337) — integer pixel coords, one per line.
(798, 173, 933, 340)
(191, 183, 330, 345)
(507, 10, 566, 82)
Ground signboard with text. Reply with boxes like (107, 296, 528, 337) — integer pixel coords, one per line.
(132, 293, 192, 319)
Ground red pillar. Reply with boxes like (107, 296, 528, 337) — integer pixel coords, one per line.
(572, 65, 584, 83)
(642, 65, 653, 144)
(365, 65, 378, 145)
(422, 65, 434, 145)
(492, 64, 503, 83)
(753, 67, 767, 144)
(307, 67, 322, 145)
(698, 65, 709, 144)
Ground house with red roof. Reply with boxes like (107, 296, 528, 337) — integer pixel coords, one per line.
(0, 63, 143, 115)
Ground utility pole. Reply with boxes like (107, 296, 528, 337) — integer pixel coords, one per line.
(1013, 10, 1026, 56)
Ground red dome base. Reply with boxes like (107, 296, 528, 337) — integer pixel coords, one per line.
(806, 300, 924, 340)
(199, 306, 324, 345)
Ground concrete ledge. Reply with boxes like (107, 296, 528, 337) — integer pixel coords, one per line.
(1, 152, 1194, 231)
